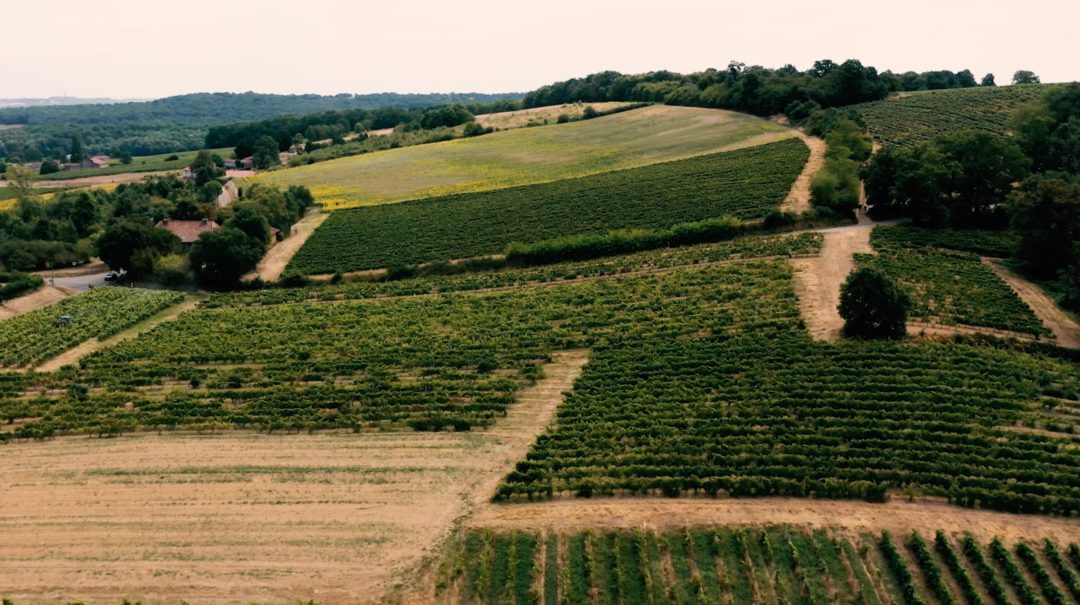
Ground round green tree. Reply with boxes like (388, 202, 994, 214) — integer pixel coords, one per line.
(838, 267, 910, 339)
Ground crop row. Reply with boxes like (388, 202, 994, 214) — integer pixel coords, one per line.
(0, 287, 184, 368)
(853, 85, 1051, 147)
(872, 226, 1019, 258)
(858, 227, 1049, 336)
(439, 527, 1080, 605)
(286, 138, 808, 273)
(203, 232, 823, 309)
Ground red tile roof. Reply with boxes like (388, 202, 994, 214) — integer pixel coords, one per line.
(155, 219, 220, 244)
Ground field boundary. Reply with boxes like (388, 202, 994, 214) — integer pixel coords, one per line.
(0, 285, 73, 321)
(467, 497, 1080, 543)
(779, 131, 826, 214)
(244, 209, 328, 283)
(983, 258, 1080, 349)
(790, 227, 874, 341)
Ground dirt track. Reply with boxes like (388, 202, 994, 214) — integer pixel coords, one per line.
(0, 351, 588, 605)
(779, 133, 826, 214)
(35, 298, 198, 372)
(469, 497, 1080, 543)
(984, 258, 1080, 349)
(789, 227, 873, 340)
(245, 210, 328, 283)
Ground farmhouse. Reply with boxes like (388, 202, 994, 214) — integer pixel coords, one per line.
(62, 154, 110, 170)
(155, 218, 220, 248)
(224, 157, 255, 170)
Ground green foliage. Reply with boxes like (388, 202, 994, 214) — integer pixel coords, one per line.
(288, 139, 807, 273)
(989, 538, 1041, 605)
(0, 287, 183, 368)
(879, 531, 926, 605)
(854, 85, 1052, 147)
(907, 531, 957, 605)
(934, 531, 984, 605)
(1009, 173, 1080, 279)
(0, 271, 43, 302)
(189, 227, 266, 289)
(96, 220, 180, 276)
(226, 206, 270, 244)
(858, 227, 1049, 336)
(38, 160, 60, 175)
(252, 135, 280, 170)
(154, 253, 190, 286)
(1015, 542, 1067, 605)
(462, 121, 493, 137)
(839, 268, 910, 340)
(869, 225, 1017, 257)
(1043, 540, 1080, 602)
(189, 150, 220, 186)
(1013, 71, 1041, 85)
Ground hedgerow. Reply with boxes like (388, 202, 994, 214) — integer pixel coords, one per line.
(286, 139, 808, 273)
(0, 271, 44, 302)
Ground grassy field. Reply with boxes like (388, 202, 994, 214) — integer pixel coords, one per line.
(853, 84, 1053, 147)
(286, 139, 808, 273)
(33, 147, 233, 181)
(438, 527, 1080, 605)
(475, 102, 633, 130)
(857, 226, 1049, 336)
(253, 105, 797, 209)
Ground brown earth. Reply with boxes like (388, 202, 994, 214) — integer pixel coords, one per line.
(245, 210, 328, 283)
(468, 498, 1080, 544)
(983, 258, 1080, 348)
(779, 132, 826, 214)
(35, 298, 198, 372)
(789, 226, 873, 341)
(0, 351, 588, 605)
(0, 285, 73, 321)
(31, 260, 108, 277)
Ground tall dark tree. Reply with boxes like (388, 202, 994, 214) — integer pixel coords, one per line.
(980, 73, 996, 86)
(252, 135, 280, 170)
(190, 150, 219, 186)
(839, 268, 910, 340)
(1008, 174, 1080, 279)
(189, 227, 266, 289)
(226, 206, 270, 244)
(1012, 70, 1041, 85)
(69, 135, 84, 161)
(96, 220, 180, 275)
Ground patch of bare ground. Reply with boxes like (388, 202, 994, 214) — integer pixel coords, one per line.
(0, 285, 72, 321)
(467, 498, 1080, 545)
(245, 210, 328, 283)
(20, 170, 180, 189)
(0, 351, 588, 605)
(983, 258, 1080, 348)
(779, 132, 826, 214)
(31, 260, 108, 278)
(35, 298, 198, 372)
(789, 227, 873, 341)
(905, 320, 1045, 344)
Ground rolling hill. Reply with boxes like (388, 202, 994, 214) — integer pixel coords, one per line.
(252, 105, 797, 210)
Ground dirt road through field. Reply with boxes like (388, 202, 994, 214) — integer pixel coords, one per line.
(246, 210, 328, 282)
(983, 258, 1080, 348)
(779, 133, 826, 214)
(0, 351, 588, 605)
(469, 497, 1080, 543)
(789, 227, 873, 340)
(35, 298, 198, 371)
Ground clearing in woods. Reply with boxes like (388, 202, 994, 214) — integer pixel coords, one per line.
(0, 351, 588, 605)
(252, 105, 797, 209)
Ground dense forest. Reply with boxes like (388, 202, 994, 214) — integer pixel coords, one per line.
(0, 92, 521, 159)
(522, 61, 989, 116)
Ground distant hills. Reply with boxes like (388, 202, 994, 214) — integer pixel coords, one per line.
(0, 97, 145, 109)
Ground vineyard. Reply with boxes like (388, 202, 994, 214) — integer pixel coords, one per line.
(253, 104, 795, 209)
(286, 139, 809, 274)
(856, 227, 1049, 336)
(0, 287, 184, 368)
(870, 226, 1019, 258)
(437, 526, 1080, 605)
(206, 232, 822, 308)
(853, 85, 1053, 147)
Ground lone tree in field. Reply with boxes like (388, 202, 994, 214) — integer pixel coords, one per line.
(1012, 70, 1040, 85)
(839, 268, 910, 339)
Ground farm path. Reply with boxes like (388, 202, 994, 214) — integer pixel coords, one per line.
(983, 257, 1080, 349)
(245, 209, 328, 283)
(779, 132, 826, 214)
(35, 297, 199, 372)
(0, 351, 588, 605)
(789, 227, 873, 341)
(468, 498, 1080, 544)
(0, 284, 72, 321)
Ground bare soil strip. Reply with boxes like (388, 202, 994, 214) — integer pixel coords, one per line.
(983, 258, 1080, 349)
(35, 298, 198, 372)
(0, 285, 72, 321)
(779, 133, 826, 214)
(0, 351, 588, 605)
(468, 498, 1080, 544)
(906, 320, 1045, 344)
(789, 227, 873, 341)
(245, 210, 328, 283)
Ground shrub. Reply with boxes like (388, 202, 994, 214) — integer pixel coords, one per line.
(155, 254, 190, 286)
(839, 268, 910, 339)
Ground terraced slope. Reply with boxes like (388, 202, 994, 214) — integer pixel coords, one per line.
(853, 85, 1053, 147)
(253, 105, 796, 209)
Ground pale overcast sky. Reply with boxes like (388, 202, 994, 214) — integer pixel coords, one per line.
(2, 0, 1076, 99)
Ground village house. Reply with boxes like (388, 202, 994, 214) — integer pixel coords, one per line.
(223, 157, 255, 170)
(155, 218, 220, 249)
(62, 154, 110, 171)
